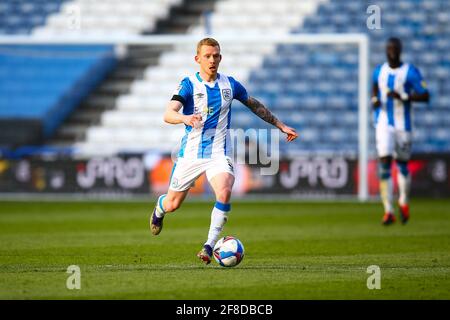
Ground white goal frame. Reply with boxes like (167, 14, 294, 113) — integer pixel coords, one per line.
(0, 34, 370, 201)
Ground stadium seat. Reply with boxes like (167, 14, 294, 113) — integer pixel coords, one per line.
(32, 0, 182, 36)
(0, 0, 67, 35)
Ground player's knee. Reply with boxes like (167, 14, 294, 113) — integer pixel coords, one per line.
(397, 161, 409, 176)
(379, 156, 392, 164)
(378, 160, 392, 180)
(216, 187, 232, 203)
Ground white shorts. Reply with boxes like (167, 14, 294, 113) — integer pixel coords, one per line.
(169, 156, 235, 192)
(375, 124, 412, 161)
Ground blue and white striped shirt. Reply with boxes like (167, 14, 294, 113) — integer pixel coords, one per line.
(373, 62, 428, 131)
(171, 72, 248, 159)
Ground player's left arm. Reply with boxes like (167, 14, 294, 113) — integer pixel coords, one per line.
(244, 96, 298, 142)
(408, 65, 430, 102)
(407, 89, 429, 103)
(387, 65, 430, 103)
(230, 77, 297, 142)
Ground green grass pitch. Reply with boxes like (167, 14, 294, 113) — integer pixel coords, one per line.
(0, 199, 449, 299)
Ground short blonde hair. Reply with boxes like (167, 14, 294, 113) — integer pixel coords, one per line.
(196, 37, 220, 54)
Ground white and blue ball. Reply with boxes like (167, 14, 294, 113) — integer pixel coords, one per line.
(213, 236, 245, 267)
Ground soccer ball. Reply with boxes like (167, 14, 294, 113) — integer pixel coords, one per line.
(213, 236, 245, 267)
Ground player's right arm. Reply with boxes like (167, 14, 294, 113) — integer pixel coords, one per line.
(163, 100, 202, 126)
(164, 77, 202, 127)
(371, 65, 381, 109)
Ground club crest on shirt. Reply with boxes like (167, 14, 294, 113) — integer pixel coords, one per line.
(222, 89, 232, 101)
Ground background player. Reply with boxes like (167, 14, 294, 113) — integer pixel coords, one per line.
(372, 37, 429, 225)
(150, 38, 298, 264)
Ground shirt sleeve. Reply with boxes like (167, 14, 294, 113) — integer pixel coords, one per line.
(229, 77, 249, 103)
(171, 77, 193, 105)
(407, 64, 428, 94)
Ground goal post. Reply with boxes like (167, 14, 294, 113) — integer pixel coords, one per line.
(0, 34, 370, 201)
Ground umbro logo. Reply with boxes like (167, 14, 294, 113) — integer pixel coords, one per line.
(195, 93, 205, 99)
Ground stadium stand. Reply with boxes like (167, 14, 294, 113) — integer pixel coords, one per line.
(0, 0, 67, 35)
(48, 0, 221, 154)
(0, 0, 184, 149)
(292, 0, 450, 154)
(1, 0, 449, 156)
(0, 45, 116, 146)
(73, 0, 328, 155)
(73, 0, 450, 156)
(33, 0, 183, 36)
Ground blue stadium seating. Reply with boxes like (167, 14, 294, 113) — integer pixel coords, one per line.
(0, 0, 68, 35)
(0, 45, 116, 143)
(233, 0, 450, 154)
(0, 1, 117, 147)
